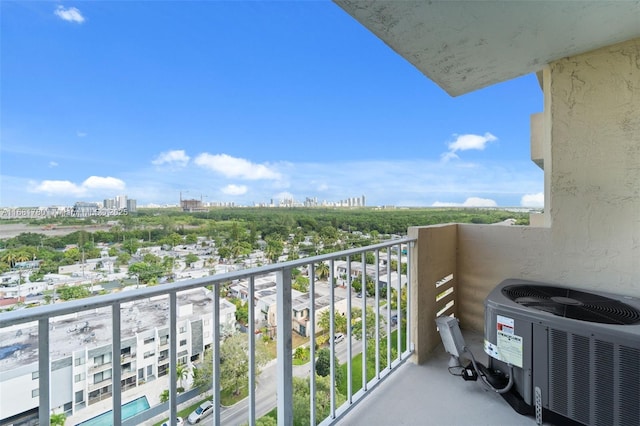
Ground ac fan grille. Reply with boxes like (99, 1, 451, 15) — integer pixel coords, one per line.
(502, 285, 640, 324)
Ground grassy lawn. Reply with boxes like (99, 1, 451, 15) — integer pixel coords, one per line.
(337, 328, 406, 397)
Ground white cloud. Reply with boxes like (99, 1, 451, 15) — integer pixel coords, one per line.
(82, 176, 126, 190)
(432, 197, 498, 207)
(194, 153, 281, 180)
(442, 132, 497, 161)
(49, 161, 58, 168)
(30, 176, 125, 196)
(221, 184, 248, 195)
(152, 150, 190, 167)
(31, 180, 85, 196)
(54, 6, 85, 23)
(521, 192, 544, 207)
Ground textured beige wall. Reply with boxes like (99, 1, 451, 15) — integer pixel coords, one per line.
(408, 224, 457, 364)
(412, 38, 640, 353)
(456, 37, 640, 333)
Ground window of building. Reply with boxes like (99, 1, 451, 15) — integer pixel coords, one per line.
(143, 337, 155, 345)
(75, 390, 84, 404)
(75, 357, 85, 366)
(146, 365, 153, 376)
(32, 371, 39, 380)
(93, 353, 112, 366)
(32, 388, 39, 398)
(179, 326, 187, 333)
(159, 335, 169, 345)
(158, 364, 168, 377)
(138, 368, 144, 379)
(74, 373, 86, 383)
(180, 339, 187, 346)
(143, 351, 155, 359)
(93, 369, 112, 384)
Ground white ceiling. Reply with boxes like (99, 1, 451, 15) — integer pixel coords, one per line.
(334, 1, 640, 96)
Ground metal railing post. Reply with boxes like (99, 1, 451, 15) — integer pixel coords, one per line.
(276, 268, 293, 426)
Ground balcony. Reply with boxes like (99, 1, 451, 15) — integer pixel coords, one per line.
(1, 238, 417, 426)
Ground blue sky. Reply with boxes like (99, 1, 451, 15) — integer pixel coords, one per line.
(1, 1, 544, 208)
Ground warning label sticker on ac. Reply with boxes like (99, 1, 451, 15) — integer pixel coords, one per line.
(496, 330, 523, 368)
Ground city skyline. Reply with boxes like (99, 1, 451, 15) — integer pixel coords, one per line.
(1, 1, 543, 208)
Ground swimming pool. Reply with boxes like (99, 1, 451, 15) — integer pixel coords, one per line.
(77, 396, 150, 426)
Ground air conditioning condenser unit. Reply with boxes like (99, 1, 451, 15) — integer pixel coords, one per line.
(484, 278, 640, 426)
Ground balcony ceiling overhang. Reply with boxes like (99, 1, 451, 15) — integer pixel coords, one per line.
(334, 1, 640, 96)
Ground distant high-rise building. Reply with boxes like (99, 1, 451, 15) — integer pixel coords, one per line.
(115, 195, 127, 209)
(126, 199, 137, 213)
(103, 199, 115, 209)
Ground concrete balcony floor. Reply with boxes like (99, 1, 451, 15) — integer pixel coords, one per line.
(338, 330, 540, 426)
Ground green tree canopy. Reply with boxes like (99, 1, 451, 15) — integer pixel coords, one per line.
(292, 375, 346, 426)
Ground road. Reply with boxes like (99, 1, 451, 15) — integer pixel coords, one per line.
(220, 336, 363, 426)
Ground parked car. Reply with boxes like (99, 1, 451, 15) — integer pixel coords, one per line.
(162, 417, 184, 426)
(391, 314, 398, 326)
(334, 333, 345, 343)
(188, 400, 213, 424)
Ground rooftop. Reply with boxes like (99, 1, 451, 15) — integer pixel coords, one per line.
(0, 288, 227, 371)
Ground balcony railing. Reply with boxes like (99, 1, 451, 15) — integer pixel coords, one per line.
(0, 237, 414, 426)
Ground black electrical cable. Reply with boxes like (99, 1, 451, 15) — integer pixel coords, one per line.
(463, 346, 514, 394)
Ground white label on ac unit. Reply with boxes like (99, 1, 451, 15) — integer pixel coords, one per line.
(496, 330, 523, 368)
(497, 315, 515, 335)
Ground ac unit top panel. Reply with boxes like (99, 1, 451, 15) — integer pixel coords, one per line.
(486, 279, 640, 347)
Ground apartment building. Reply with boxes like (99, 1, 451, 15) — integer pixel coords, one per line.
(0, 289, 235, 423)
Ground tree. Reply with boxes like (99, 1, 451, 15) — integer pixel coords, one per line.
(255, 416, 277, 426)
(122, 238, 139, 255)
(176, 363, 188, 390)
(116, 252, 131, 266)
(50, 413, 66, 426)
(143, 253, 161, 265)
(292, 375, 346, 425)
(318, 310, 347, 335)
(315, 262, 330, 281)
(233, 299, 249, 325)
(58, 285, 90, 301)
(350, 306, 379, 341)
(192, 336, 269, 394)
(220, 334, 269, 395)
(185, 233, 198, 244)
(184, 253, 200, 268)
(265, 237, 284, 263)
(159, 389, 170, 403)
(292, 274, 309, 293)
(315, 348, 332, 377)
(63, 247, 81, 263)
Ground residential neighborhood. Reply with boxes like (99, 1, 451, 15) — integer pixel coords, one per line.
(0, 215, 412, 425)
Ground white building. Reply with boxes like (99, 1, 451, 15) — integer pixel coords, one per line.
(0, 289, 235, 422)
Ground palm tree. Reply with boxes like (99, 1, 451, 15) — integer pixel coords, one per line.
(176, 363, 188, 390)
(50, 412, 66, 426)
(0, 251, 18, 268)
(315, 262, 330, 281)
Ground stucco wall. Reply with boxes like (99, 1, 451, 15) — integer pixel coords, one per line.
(411, 38, 640, 353)
(548, 37, 640, 293)
(455, 37, 640, 333)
